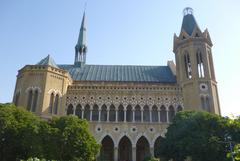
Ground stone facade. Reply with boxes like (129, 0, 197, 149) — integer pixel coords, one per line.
(13, 8, 220, 161)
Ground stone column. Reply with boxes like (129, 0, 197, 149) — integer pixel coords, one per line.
(133, 109, 135, 122)
(90, 107, 93, 121)
(150, 107, 152, 123)
(166, 110, 169, 123)
(158, 109, 161, 123)
(107, 108, 110, 122)
(73, 106, 76, 115)
(124, 108, 127, 122)
(132, 146, 136, 161)
(82, 108, 84, 119)
(114, 147, 118, 161)
(98, 110, 101, 122)
(115, 110, 118, 122)
(141, 109, 143, 122)
(150, 146, 154, 157)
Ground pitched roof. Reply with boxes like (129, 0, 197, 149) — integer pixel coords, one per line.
(37, 55, 59, 68)
(58, 64, 176, 83)
(181, 14, 199, 35)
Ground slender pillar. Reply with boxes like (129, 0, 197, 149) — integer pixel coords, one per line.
(114, 147, 118, 161)
(98, 110, 101, 122)
(150, 147, 154, 157)
(166, 110, 169, 123)
(158, 109, 161, 123)
(82, 108, 84, 119)
(124, 109, 126, 122)
(107, 109, 109, 122)
(133, 109, 135, 122)
(150, 107, 152, 123)
(132, 146, 136, 161)
(90, 108, 93, 121)
(141, 109, 143, 122)
(115, 110, 118, 122)
(73, 107, 76, 115)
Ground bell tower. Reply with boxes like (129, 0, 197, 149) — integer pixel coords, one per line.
(173, 8, 220, 114)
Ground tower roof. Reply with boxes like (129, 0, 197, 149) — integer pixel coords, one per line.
(37, 55, 59, 68)
(181, 7, 200, 35)
(76, 12, 87, 48)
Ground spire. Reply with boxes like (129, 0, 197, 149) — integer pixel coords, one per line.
(75, 11, 87, 66)
(181, 7, 200, 36)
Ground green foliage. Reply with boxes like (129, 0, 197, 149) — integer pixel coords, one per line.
(157, 110, 240, 161)
(0, 103, 100, 161)
(143, 156, 159, 161)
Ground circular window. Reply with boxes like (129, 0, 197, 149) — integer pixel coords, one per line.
(199, 83, 208, 91)
(95, 126, 102, 133)
(131, 126, 137, 133)
(149, 127, 155, 133)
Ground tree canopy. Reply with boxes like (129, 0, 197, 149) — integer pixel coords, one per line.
(0, 103, 100, 161)
(156, 110, 240, 161)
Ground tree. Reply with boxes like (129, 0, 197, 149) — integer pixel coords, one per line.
(156, 110, 237, 161)
(0, 103, 100, 161)
(0, 103, 43, 161)
(46, 116, 100, 161)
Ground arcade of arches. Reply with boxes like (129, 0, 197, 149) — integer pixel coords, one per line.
(99, 135, 162, 161)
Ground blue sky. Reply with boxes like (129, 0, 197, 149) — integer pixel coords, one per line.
(1, 0, 240, 116)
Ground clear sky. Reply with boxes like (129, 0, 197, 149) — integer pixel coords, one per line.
(1, 0, 240, 117)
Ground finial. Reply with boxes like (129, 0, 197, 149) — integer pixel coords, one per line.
(183, 7, 194, 16)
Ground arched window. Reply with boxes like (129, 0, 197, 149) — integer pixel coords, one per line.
(27, 89, 33, 111)
(126, 105, 133, 122)
(177, 105, 183, 112)
(160, 105, 167, 122)
(53, 94, 59, 114)
(109, 104, 116, 122)
(15, 92, 20, 106)
(208, 50, 216, 80)
(84, 104, 90, 121)
(92, 104, 99, 121)
(32, 90, 38, 112)
(49, 93, 54, 114)
(143, 105, 150, 122)
(67, 104, 74, 115)
(152, 105, 158, 122)
(201, 96, 205, 110)
(118, 105, 124, 122)
(168, 106, 175, 122)
(184, 52, 192, 79)
(206, 97, 210, 112)
(135, 105, 141, 122)
(201, 96, 211, 112)
(75, 104, 82, 118)
(196, 50, 205, 78)
(101, 104, 107, 121)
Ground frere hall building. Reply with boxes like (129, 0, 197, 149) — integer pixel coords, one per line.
(13, 7, 220, 161)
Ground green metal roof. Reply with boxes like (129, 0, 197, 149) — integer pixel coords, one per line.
(37, 55, 59, 68)
(181, 14, 199, 35)
(58, 64, 176, 83)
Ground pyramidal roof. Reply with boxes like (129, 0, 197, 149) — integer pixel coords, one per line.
(37, 55, 59, 68)
(181, 7, 200, 35)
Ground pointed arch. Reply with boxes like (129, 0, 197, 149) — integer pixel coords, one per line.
(101, 104, 107, 121)
(118, 136, 132, 161)
(152, 105, 158, 122)
(67, 104, 74, 115)
(126, 105, 133, 122)
(177, 105, 183, 112)
(184, 51, 192, 79)
(118, 104, 124, 122)
(135, 105, 141, 122)
(160, 105, 167, 122)
(196, 49, 205, 78)
(109, 104, 116, 122)
(49, 93, 54, 114)
(84, 104, 90, 121)
(75, 104, 82, 118)
(100, 135, 114, 161)
(53, 94, 59, 114)
(92, 104, 99, 121)
(153, 136, 164, 158)
(168, 105, 175, 122)
(143, 105, 150, 122)
(26, 89, 33, 111)
(136, 136, 150, 161)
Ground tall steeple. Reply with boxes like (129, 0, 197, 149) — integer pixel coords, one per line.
(74, 11, 87, 66)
